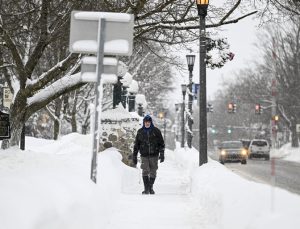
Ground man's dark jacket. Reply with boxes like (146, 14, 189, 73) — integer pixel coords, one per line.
(133, 126, 165, 158)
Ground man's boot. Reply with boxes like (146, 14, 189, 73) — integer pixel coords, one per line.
(142, 176, 150, 194)
(149, 177, 156, 194)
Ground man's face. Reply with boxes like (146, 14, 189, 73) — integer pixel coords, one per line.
(144, 120, 151, 128)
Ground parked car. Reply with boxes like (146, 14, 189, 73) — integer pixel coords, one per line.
(218, 141, 248, 165)
(248, 139, 270, 160)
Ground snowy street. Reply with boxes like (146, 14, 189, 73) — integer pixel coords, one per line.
(208, 150, 300, 195)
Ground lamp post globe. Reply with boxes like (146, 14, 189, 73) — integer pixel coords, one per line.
(186, 54, 196, 72)
(196, 0, 209, 17)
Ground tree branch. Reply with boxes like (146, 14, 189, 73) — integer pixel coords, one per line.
(24, 0, 50, 78)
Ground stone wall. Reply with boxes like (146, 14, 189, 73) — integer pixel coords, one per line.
(99, 106, 141, 166)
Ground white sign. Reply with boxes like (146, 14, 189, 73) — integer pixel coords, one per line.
(2, 87, 13, 108)
(296, 124, 300, 133)
(80, 56, 118, 83)
(69, 11, 134, 56)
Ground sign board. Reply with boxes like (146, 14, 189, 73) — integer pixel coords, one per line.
(0, 111, 10, 139)
(296, 124, 300, 133)
(2, 87, 13, 108)
(69, 11, 133, 55)
(81, 56, 118, 83)
(81, 56, 117, 75)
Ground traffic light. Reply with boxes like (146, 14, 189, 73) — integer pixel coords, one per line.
(255, 104, 262, 114)
(272, 115, 279, 133)
(207, 103, 213, 113)
(228, 102, 236, 113)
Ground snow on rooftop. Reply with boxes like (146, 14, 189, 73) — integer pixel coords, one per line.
(74, 12, 132, 23)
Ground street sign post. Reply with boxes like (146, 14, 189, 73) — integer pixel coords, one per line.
(69, 11, 133, 183)
(2, 87, 13, 108)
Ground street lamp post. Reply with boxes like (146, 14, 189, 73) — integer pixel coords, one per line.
(181, 84, 187, 148)
(175, 103, 181, 141)
(196, 0, 209, 166)
(186, 54, 196, 148)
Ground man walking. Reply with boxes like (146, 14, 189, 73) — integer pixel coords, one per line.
(132, 115, 165, 194)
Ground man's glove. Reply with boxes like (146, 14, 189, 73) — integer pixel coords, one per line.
(159, 153, 165, 163)
(132, 155, 138, 165)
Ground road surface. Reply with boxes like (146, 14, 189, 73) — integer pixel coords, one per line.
(209, 150, 300, 195)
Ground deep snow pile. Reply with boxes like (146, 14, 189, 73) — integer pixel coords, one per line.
(272, 142, 300, 163)
(0, 133, 139, 229)
(173, 145, 300, 229)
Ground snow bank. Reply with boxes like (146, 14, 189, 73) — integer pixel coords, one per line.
(0, 133, 139, 229)
(271, 142, 300, 163)
(173, 146, 300, 229)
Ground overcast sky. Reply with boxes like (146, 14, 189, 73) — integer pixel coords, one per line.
(169, 13, 261, 107)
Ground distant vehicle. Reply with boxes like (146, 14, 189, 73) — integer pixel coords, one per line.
(240, 139, 251, 150)
(218, 141, 248, 165)
(248, 139, 270, 160)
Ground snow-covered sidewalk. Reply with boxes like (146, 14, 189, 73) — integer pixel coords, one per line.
(1, 134, 300, 229)
(106, 153, 199, 229)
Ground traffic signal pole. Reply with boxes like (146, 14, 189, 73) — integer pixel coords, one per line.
(271, 79, 277, 150)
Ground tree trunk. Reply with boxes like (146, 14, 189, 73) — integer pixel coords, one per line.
(71, 90, 78, 132)
(53, 119, 60, 140)
(71, 113, 77, 132)
(53, 98, 62, 140)
(6, 93, 28, 147)
(81, 125, 87, 135)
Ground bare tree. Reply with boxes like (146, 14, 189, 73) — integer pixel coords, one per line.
(215, 17, 300, 147)
(0, 0, 257, 148)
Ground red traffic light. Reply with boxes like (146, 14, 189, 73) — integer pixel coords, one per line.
(228, 102, 236, 113)
(255, 104, 262, 114)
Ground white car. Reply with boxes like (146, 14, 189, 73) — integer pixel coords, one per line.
(249, 139, 270, 160)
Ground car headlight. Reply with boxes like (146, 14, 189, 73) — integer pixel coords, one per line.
(221, 150, 226, 156)
(241, 149, 247, 155)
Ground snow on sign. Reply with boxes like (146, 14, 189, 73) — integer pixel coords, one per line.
(2, 87, 13, 108)
(69, 11, 134, 55)
(81, 56, 118, 83)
